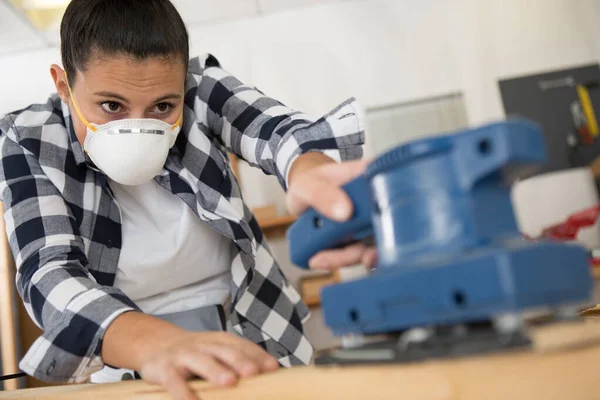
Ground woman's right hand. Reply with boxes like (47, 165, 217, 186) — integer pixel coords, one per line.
(102, 312, 279, 400)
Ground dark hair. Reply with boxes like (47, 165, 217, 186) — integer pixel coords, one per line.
(61, 0, 189, 84)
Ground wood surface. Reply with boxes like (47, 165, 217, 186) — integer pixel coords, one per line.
(0, 203, 19, 391)
(590, 155, 600, 178)
(299, 273, 337, 307)
(1, 321, 599, 400)
(15, 302, 50, 389)
(228, 154, 240, 183)
(253, 205, 296, 237)
(258, 214, 297, 231)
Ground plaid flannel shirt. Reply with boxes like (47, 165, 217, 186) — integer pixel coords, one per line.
(0, 54, 365, 383)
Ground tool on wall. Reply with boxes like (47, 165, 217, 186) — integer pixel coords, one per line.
(568, 82, 600, 167)
(287, 120, 593, 365)
(570, 102, 593, 146)
(576, 84, 599, 139)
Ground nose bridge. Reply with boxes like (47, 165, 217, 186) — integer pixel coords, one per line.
(127, 93, 154, 118)
(129, 107, 148, 119)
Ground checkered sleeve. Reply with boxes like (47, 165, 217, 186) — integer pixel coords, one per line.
(195, 55, 366, 189)
(0, 123, 139, 383)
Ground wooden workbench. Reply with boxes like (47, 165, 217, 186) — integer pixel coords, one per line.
(1, 321, 599, 400)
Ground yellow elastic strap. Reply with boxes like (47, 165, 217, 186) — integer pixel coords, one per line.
(66, 79, 97, 133)
(171, 112, 183, 131)
(577, 84, 599, 137)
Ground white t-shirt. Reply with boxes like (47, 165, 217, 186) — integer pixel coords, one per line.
(91, 179, 234, 384)
(108, 178, 233, 316)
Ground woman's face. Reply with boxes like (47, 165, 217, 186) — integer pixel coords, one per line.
(51, 53, 187, 146)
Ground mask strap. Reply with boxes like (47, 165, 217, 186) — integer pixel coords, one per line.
(66, 77, 97, 133)
(171, 112, 183, 131)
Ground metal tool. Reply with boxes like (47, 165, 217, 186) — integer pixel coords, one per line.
(287, 120, 593, 365)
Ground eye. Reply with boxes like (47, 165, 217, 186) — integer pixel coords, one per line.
(100, 101, 123, 114)
(153, 102, 174, 115)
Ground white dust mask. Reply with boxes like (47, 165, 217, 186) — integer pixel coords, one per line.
(68, 85, 182, 186)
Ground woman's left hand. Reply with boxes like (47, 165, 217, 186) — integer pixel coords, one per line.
(286, 153, 377, 270)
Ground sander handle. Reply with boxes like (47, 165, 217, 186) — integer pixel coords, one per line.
(287, 176, 374, 269)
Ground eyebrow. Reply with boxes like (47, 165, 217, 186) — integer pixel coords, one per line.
(92, 92, 182, 104)
(152, 93, 183, 103)
(93, 91, 129, 103)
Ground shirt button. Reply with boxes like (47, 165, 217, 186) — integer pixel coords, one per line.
(106, 240, 114, 248)
(46, 360, 56, 375)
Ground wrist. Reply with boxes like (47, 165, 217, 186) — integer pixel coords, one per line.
(102, 311, 188, 371)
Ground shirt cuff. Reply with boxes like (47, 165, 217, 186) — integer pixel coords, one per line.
(19, 288, 139, 383)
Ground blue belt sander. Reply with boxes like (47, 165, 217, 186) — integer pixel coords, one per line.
(287, 120, 593, 365)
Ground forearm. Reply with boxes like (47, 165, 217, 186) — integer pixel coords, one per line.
(101, 311, 188, 371)
(197, 61, 364, 189)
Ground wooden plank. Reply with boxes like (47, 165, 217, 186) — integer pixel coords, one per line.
(16, 301, 53, 389)
(259, 215, 296, 230)
(228, 154, 240, 182)
(253, 205, 296, 238)
(581, 304, 600, 318)
(0, 203, 19, 391)
(299, 273, 337, 307)
(2, 322, 600, 400)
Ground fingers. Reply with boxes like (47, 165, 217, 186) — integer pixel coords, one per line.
(287, 174, 352, 221)
(233, 341, 279, 372)
(199, 345, 265, 378)
(162, 370, 200, 400)
(140, 332, 281, 400)
(143, 364, 201, 400)
(287, 159, 371, 221)
(309, 242, 368, 269)
(317, 159, 371, 185)
(214, 334, 279, 372)
(179, 352, 237, 386)
(309, 244, 377, 270)
(362, 247, 378, 269)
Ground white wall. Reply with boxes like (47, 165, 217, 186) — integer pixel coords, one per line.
(187, 0, 461, 118)
(3, 0, 599, 130)
(190, 0, 600, 125)
(451, 0, 600, 125)
(4, 0, 599, 131)
(0, 47, 60, 113)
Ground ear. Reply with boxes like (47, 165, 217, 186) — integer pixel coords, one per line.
(50, 64, 70, 104)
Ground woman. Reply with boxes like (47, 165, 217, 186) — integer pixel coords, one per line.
(0, 0, 371, 398)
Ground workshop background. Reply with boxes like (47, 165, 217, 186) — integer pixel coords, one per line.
(2, 0, 600, 390)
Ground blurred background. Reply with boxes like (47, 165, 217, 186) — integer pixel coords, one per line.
(2, 0, 600, 389)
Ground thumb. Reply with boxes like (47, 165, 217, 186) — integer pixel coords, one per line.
(317, 159, 371, 185)
(287, 174, 352, 221)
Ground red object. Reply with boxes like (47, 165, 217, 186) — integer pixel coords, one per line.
(525, 205, 600, 271)
(539, 205, 600, 240)
(577, 126, 594, 145)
